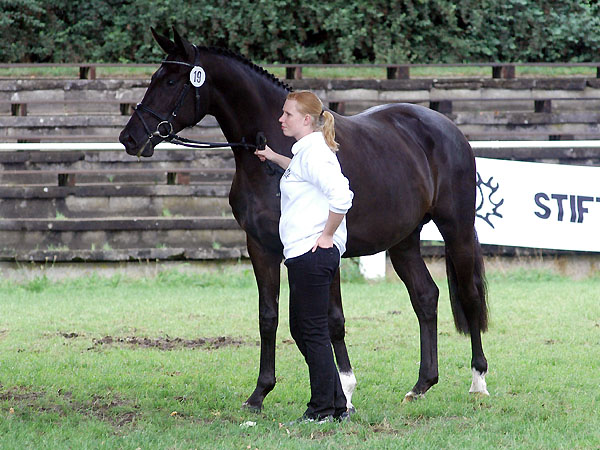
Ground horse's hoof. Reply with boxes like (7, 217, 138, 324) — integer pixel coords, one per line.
(402, 391, 425, 403)
(242, 401, 262, 413)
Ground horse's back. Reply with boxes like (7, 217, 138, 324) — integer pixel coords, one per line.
(345, 102, 469, 149)
(335, 102, 476, 256)
(340, 102, 475, 183)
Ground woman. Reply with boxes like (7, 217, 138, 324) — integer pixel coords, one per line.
(255, 91, 353, 423)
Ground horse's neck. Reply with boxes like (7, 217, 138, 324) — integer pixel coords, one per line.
(208, 61, 288, 146)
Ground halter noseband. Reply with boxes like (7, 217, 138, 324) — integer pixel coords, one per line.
(134, 46, 203, 141)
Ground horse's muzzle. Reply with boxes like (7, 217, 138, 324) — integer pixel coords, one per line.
(119, 130, 155, 157)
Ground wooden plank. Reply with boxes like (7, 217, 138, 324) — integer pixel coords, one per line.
(0, 142, 225, 151)
(0, 247, 248, 262)
(473, 146, 600, 160)
(0, 168, 235, 176)
(3, 62, 600, 70)
(0, 183, 232, 199)
(458, 111, 600, 125)
(465, 131, 600, 139)
(0, 99, 139, 105)
(0, 168, 235, 186)
(4, 93, 599, 106)
(0, 217, 241, 231)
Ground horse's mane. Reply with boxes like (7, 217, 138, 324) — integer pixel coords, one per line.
(200, 46, 292, 92)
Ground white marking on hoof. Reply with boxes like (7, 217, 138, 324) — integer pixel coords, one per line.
(469, 368, 489, 396)
(339, 371, 357, 412)
(402, 391, 425, 403)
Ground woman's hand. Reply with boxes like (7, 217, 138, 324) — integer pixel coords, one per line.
(254, 145, 277, 162)
(312, 234, 334, 252)
(312, 210, 345, 252)
(254, 145, 291, 169)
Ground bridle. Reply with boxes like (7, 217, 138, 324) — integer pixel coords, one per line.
(133, 45, 266, 152)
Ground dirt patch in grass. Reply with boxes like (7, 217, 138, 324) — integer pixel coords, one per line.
(61, 332, 80, 339)
(89, 335, 248, 351)
(368, 421, 400, 435)
(1, 385, 139, 428)
(0, 385, 44, 403)
(70, 392, 139, 427)
(308, 430, 337, 439)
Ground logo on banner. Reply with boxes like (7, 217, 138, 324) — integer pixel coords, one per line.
(476, 172, 504, 229)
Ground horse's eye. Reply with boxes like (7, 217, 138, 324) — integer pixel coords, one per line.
(167, 80, 175, 86)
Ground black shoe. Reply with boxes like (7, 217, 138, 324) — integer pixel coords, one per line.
(334, 410, 351, 423)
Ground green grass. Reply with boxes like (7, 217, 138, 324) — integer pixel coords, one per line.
(0, 266, 599, 449)
(0, 64, 596, 80)
(268, 65, 597, 79)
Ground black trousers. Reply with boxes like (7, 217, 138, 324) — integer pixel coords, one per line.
(284, 246, 347, 419)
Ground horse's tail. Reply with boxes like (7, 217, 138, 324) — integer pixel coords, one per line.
(445, 231, 489, 335)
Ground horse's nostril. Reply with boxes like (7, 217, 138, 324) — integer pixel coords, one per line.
(119, 133, 140, 156)
(126, 135, 136, 147)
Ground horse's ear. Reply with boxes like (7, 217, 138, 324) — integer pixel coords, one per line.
(152, 27, 177, 55)
(172, 26, 195, 61)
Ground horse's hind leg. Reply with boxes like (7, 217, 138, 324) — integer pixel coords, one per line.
(435, 217, 489, 396)
(328, 267, 356, 412)
(388, 230, 440, 401)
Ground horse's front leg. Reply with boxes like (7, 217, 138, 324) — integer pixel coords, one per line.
(328, 267, 357, 412)
(243, 234, 283, 411)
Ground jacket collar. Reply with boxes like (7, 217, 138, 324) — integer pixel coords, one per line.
(291, 131, 323, 155)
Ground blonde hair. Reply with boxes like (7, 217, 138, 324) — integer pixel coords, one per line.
(287, 90, 338, 152)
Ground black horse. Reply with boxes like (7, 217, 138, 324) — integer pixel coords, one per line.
(119, 28, 489, 411)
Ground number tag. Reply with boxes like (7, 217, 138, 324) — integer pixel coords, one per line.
(189, 66, 206, 87)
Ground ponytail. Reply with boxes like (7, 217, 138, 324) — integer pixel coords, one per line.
(320, 110, 338, 152)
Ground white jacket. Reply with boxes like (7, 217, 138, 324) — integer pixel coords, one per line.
(279, 132, 354, 259)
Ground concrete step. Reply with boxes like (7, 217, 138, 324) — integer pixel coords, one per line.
(0, 115, 224, 143)
(4, 246, 249, 263)
(0, 216, 240, 231)
(0, 184, 234, 218)
(0, 147, 232, 164)
(0, 216, 247, 259)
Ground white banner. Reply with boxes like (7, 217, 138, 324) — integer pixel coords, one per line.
(421, 158, 600, 252)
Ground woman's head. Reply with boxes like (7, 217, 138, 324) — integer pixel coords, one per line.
(281, 91, 338, 152)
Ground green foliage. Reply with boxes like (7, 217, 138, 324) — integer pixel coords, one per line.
(454, 0, 600, 62)
(1, 0, 599, 63)
(0, 0, 48, 62)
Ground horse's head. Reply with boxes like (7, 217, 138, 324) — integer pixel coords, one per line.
(119, 27, 210, 157)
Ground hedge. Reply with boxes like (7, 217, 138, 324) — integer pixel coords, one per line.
(1, 0, 599, 64)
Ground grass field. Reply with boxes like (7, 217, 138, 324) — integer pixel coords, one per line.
(0, 65, 596, 80)
(0, 264, 598, 449)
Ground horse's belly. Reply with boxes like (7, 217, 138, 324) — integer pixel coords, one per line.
(345, 210, 422, 257)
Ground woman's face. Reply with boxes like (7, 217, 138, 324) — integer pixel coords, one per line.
(279, 99, 311, 140)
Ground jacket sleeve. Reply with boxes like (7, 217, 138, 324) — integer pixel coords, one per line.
(303, 148, 354, 214)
